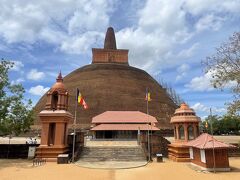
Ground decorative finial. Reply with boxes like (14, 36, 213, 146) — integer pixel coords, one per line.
(56, 71, 63, 82)
(104, 27, 117, 50)
(180, 102, 189, 109)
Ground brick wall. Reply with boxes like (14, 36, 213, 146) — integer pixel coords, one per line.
(140, 133, 170, 157)
(92, 48, 128, 64)
(0, 144, 39, 159)
(191, 148, 229, 168)
(205, 149, 229, 168)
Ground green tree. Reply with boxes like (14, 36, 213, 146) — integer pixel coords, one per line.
(0, 60, 34, 136)
(201, 115, 221, 134)
(202, 114, 240, 135)
(221, 115, 240, 134)
(203, 32, 240, 115)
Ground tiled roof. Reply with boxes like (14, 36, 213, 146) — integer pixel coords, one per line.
(186, 133, 236, 149)
(170, 103, 200, 123)
(170, 116, 200, 123)
(91, 123, 160, 131)
(174, 103, 195, 114)
(92, 111, 158, 123)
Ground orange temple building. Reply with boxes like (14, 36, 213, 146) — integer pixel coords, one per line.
(36, 73, 73, 160)
(168, 103, 200, 162)
(91, 111, 159, 139)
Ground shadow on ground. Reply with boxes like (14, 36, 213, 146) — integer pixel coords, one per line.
(0, 159, 35, 170)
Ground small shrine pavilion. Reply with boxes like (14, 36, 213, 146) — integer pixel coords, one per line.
(168, 103, 200, 162)
(91, 111, 159, 139)
(186, 133, 236, 171)
(36, 73, 73, 160)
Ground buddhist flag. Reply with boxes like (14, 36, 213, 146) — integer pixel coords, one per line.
(145, 89, 151, 101)
(205, 121, 208, 129)
(76, 88, 88, 109)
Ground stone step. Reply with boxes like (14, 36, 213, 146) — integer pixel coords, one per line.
(85, 140, 138, 147)
(78, 146, 146, 162)
(79, 158, 146, 162)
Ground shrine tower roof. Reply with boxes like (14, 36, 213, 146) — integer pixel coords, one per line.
(170, 103, 200, 123)
(49, 72, 67, 94)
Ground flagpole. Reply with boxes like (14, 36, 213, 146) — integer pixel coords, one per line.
(72, 88, 78, 163)
(210, 108, 216, 173)
(150, 118, 152, 161)
(146, 87, 150, 162)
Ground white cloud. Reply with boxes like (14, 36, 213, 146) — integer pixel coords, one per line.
(60, 31, 104, 54)
(185, 69, 238, 92)
(0, 44, 10, 52)
(177, 43, 199, 58)
(191, 102, 209, 112)
(116, 0, 192, 72)
(0, 0, 239, 72)
(29, 85, 49, 96)
(27, 69, 45, 80)
(10, 61, 24, 71)
(195, 14, 225, 32)
(115, 0, 240, 72)
(0, 0, 115, 53)
(178, 64, 190, 73)
(185, 71, 214, 91)
(176, 64, 190, 81)
(224, 80, 238, 89)
(201, 115, 208, 120)
(183, 0, 240, 15)
(11, 78, 25, 85)
(191, 102, 226, 114)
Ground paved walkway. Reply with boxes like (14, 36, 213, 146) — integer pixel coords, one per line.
(75, 160, 147, 169)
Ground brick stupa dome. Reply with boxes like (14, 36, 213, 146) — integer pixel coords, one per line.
(33, 27, 177, 130)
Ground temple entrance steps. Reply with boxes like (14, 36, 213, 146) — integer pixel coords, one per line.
(85, 139, 139, 147)
(78, 146, 146, 162)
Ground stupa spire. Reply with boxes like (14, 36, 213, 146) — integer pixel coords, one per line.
(92, 26, 128, 64)
(56, 71, 63, 82)
(104, 27, 117, 50)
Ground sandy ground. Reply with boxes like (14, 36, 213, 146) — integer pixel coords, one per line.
(213, 136, 240, 144)
(0, 158, 240, 180)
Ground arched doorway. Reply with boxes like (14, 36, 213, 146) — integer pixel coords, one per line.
(179, 125, 184, 140)
(51, 92, 58, 110)
(188, 125, 194, 140)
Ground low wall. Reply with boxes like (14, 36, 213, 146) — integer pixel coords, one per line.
(140, 132, 170, 158)
(0, 144, 39, 159)
(67, 133, 85, 160)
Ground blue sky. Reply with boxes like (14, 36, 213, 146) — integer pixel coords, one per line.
(0, 0, 239, 119)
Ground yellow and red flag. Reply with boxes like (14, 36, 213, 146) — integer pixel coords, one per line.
(145, 89, 151, 101)
(205, 121, 208, 129)
(77, 88, 88, 109)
